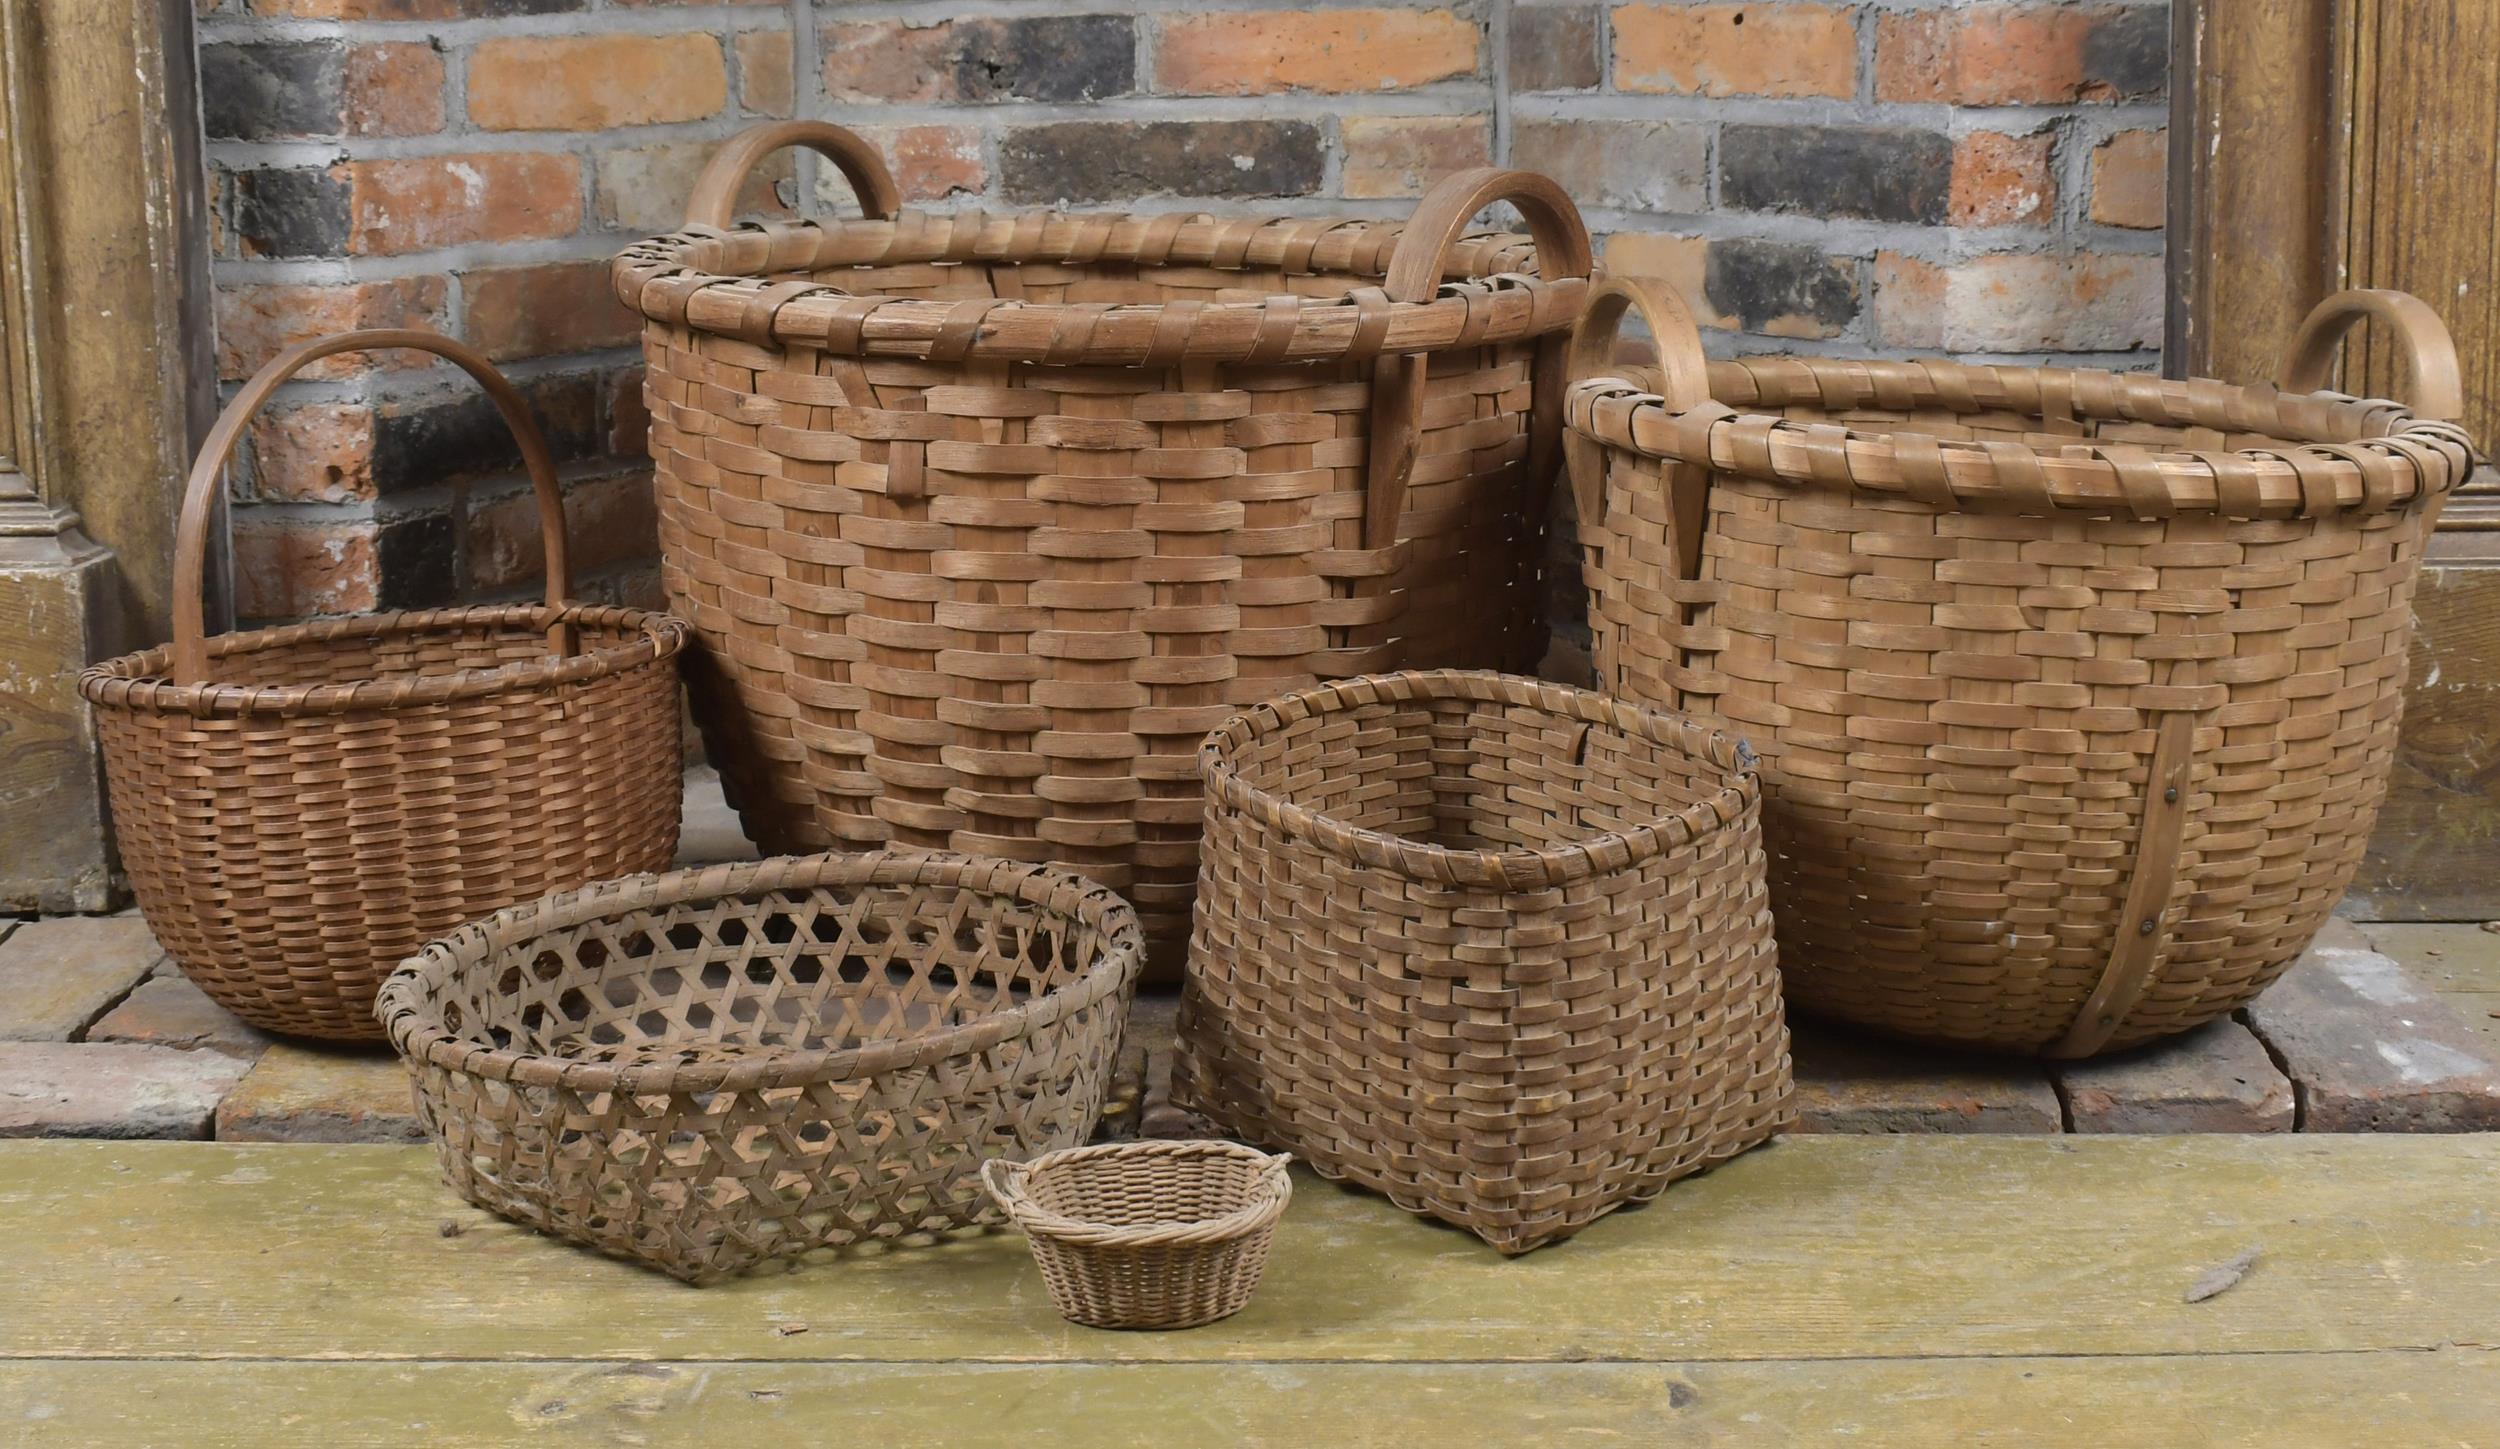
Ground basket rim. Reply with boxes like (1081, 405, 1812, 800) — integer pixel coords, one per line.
(78, 603, 687, 717)
(1563, 359, 2478, 520)
(374, 850, 1144, 1095)
(1199, 669, 1758, 892)
(985, 1139, 1294, 1249)
(611, 209, 1585, 364)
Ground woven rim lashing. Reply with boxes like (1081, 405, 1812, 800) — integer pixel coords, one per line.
(377, 851, 1144, 1283)
(78, 327, 690, 1042)
(609, 122, 1597, 976)
(1176, 668, 1793, 1254)
(1200, 668, 1760, 889)
(983, 1140, 1291, 1329)
(1559, 277, 2480, 1056)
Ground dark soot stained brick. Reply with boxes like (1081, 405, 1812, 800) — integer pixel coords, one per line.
(954, 16, 1135, 103)
(376, 513, 457, 609)
(233, 168, 353, 258)
(1704, 238, 1859, 333)
(1001, 121, 1326, 204)
(1719, 125, 1953, 225)
(1508, 6, 1602, 92)
(371, 375, 599, 495)
(200, 42, 344, 140)
(2083, 7, 2169, 100)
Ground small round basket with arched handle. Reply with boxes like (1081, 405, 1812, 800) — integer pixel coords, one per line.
(80, 329, 687, 1040)
(983, 1139, 1292, 1330)
(1562, 278, 2479, 1056)
(612, 120, 1593, 974)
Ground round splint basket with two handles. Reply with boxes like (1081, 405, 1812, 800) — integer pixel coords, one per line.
(612, 121, 1593, 965)
(1564, 279, 2478, 1055)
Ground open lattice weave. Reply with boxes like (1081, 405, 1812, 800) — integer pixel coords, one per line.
(1563, 280, 2480, 1055)
(1174, 670, 1793, 1254)
(611, 125, 1591, 970)
(984, 1139, 1291, 1330)
(378, 852, 1143, 1283)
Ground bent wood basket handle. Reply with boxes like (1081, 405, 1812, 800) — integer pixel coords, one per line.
(1562, 272, 1716, 582)
(171, 328, 574, 685)
(1364, 168, 1594, 549)
(2276, 288, 2465, 420)
(685, 119, 903, 229)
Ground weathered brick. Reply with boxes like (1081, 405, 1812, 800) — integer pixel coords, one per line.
(1878, 6, 2165, 106)
(2091, 128, 2167, 229)
(233, 166, 352, 258)
(1721, 125, 1952, 225)
(1341, 116, 1491, 201)
(1154, 9, 1478, 95)
(594, 141, 791, 233)
(1789, 1026, 2064, 1134)
(214, 1044, 425, 1144)
(1511, 117, 1707, 213)
(0, 916, 163, 1042)
(467, 472, 657, 592)
(233, 518, 380, 619)
(2053, 1021, 2294, 1133)
(824, 16, 1135, 104)
(460, 259, 637, 361)
(468, 34, 726, 131)
(376, 513, 457, 609)
(1613, 3, 1856, 99)
(1508, 4, 1602, 91)
(1871, 250, 1945, 349)
(1928, 250, 2163, 352)
(347, 153, 583, 255)
(200, 41, 343, 140)
(215, 277, 449, 382)
(250, 402, 376, 503)
(1703, 238, 1860, 339)
(1952, 129, 2058, 228)
(0, 1042, 250, 1140)
(608, 365, 650, 459)
(2243, 919, 2500, 1132)
(370, 373, 601, 496)
(735, 27, 792, 116)
(89, 974, 278, 1060)
(818, 125, 987, 211)
(1001, 121, 1325, 205)
(343, 41, 445, 137)
(246, 0, 581, 14)
(1603, 231, 1711, 327)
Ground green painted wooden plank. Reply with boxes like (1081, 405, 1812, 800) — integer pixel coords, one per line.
(3, 1137, 2497, 1363)
(8, 1354, 2498, 1447)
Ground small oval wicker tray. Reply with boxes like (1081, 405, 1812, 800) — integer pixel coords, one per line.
(984, 1139, 1292, 1330)
(379, 851, 1143, 1283)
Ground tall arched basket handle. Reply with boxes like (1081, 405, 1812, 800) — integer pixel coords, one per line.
(1562, 273, 1716, 581)
(2276, 288, 2465, 420)
(1364, 169, 1594, 549)
(172, 328, 574, 685)
(685, 120, 902, 229)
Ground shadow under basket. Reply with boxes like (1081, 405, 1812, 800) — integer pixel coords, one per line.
(377, 852, 1143, 1284)
(984, 1140, 1292, 1330)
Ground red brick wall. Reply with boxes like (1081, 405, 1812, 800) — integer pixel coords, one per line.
(195, 0, 2167, 624)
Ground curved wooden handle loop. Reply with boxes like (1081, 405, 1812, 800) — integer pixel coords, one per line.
(2277, 288, 2465, 421)
(1363, 169, 1594, 548)
(172, 328, 572, 684)
(1561, 274, 1714, 569)
(685, 120, 902, 230)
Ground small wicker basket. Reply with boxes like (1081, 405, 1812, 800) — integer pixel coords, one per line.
(378, 851, 1142, 1284)
(1176, 670, 1793, 1254)
(82, 329, 685, 1040)
(983, 1140, 1292, 1330)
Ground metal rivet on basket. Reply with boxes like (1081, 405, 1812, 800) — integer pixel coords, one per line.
(2164, 787, 2179, 804)
(2139, 918, 2157, 936)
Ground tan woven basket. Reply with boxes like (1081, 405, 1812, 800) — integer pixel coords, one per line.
(612, 120, 1593, 970)
(1563, 278, 2480, 1056)
(1174, 670, 1793, 1255)
(983, 1139, 1291, 1330)
(378, 851, 1143, 1284)
(80, 329, 686, 1041)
